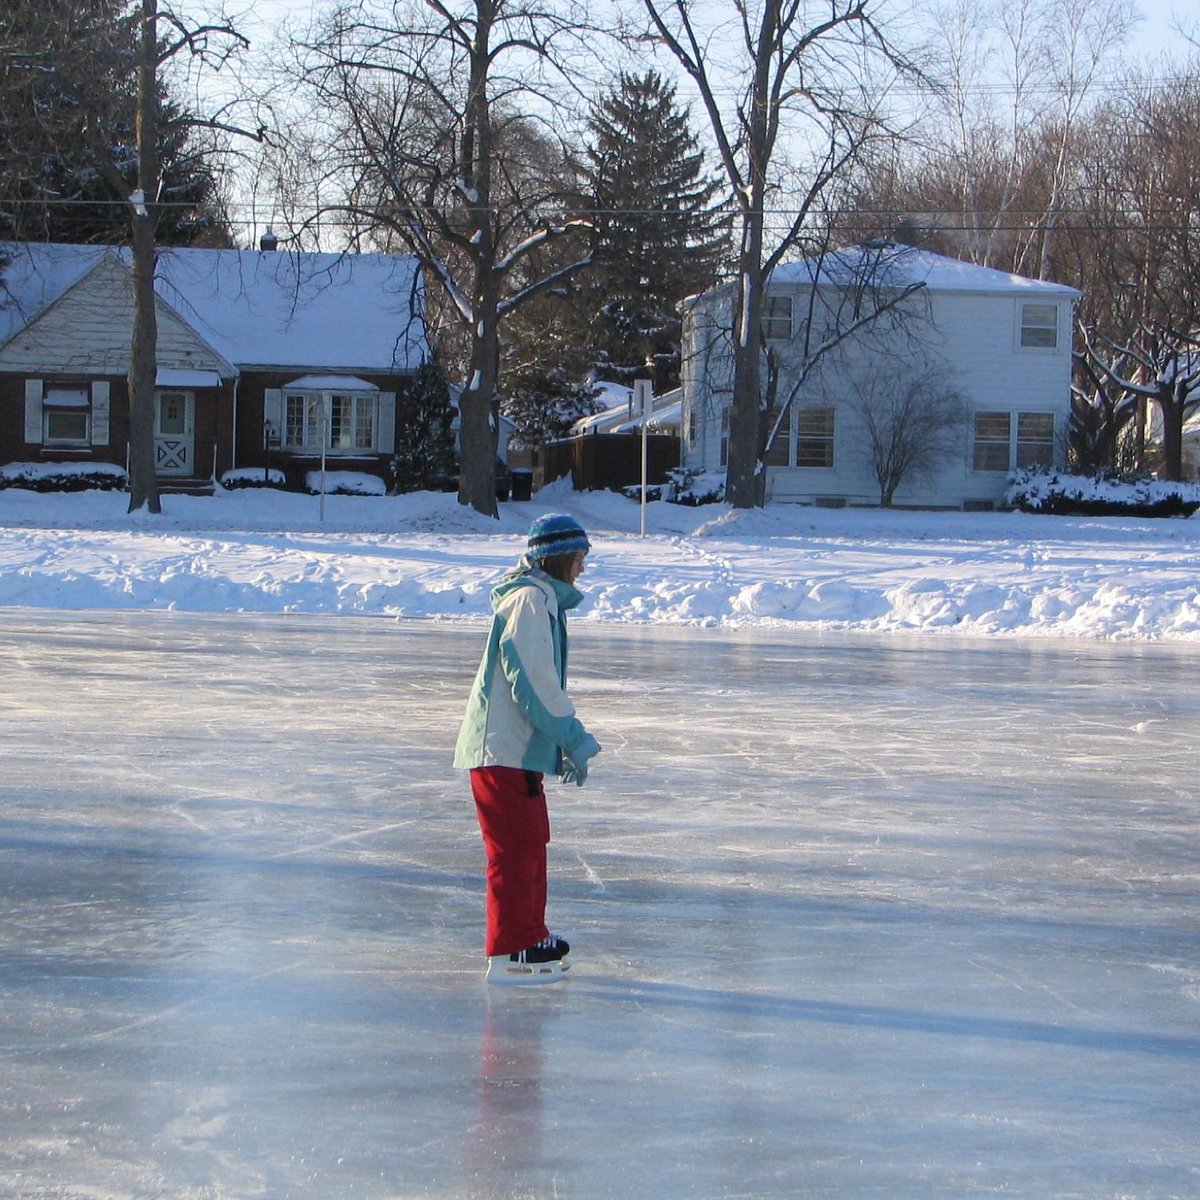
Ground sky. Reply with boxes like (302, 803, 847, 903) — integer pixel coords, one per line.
(177, 0, 1198, 250)
(2, 475, 1199, 641)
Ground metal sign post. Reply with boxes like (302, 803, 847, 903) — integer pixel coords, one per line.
(633, 378, 653, 538)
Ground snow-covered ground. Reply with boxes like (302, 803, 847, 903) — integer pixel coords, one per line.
(2, 477, 1200, 640)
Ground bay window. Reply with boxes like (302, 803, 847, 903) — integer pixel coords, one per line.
(284, 391, 377, 452)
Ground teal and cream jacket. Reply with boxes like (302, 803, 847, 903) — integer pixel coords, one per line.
(453, 565, 592, 775)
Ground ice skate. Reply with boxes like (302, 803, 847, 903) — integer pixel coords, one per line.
(486, 934, 570, 985)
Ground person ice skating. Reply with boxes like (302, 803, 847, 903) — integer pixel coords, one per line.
(453, 513, 602, 985)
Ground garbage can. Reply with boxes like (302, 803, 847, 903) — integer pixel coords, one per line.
(510, 469, 533, 502)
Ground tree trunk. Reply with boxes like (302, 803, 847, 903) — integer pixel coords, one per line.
(723, 3, 776, 511)
(128, 215, 160, 513)
(725, 178, 768, 509)
(1158, 383, 1184, 482)
(451, 0, 501, 519)
(458, 302, 500, 518)
(127, 0, 160, 515)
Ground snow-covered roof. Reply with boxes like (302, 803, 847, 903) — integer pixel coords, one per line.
(0, 242, 428, 374)
(571, 401, 631, 436)
(768, 243, 1080, 297)
(612, 396, 682, 434)
(569, 388, 682, 436)
(283, 374, 379, 392)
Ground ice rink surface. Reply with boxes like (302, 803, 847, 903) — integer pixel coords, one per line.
(0, 610, 1197, 1199)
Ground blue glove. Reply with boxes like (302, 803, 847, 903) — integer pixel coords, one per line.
(561, 733, 601, 786)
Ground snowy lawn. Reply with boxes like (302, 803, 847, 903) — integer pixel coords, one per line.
(2, 476, 1200, 640)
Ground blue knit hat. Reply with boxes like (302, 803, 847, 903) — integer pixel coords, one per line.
(527, 513, 590, 562)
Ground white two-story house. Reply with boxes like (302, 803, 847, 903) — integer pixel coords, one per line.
(680, 243, 1080, 508)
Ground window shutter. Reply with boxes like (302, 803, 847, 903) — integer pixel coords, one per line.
(24, 379, 43, 444)
(377, 392, 396, 453)
(264, 389, 283, 443)
(91, 381, 111, 445)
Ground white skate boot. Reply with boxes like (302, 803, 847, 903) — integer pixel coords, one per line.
(486, 934, 570, 985)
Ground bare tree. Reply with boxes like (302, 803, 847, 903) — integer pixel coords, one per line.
(1068, 352, 1138, 474)
(852, 0, 1134, 278)
(1077, 325, 1200, 482)
(127, 0, 163, 514)
(123, 0, 265, 512)
(839, 362, 967, 505)
(1067, 74, 1200, 480)
(289, 0, 594, 518)
(638, 0, 922, 507)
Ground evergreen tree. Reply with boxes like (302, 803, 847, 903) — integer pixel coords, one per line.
(579, 69, 730, 390)
(0, 0, 230, 246)
(498, 232, 604, 454)
(391, 360, 458, 493)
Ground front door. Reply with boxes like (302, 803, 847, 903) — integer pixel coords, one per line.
(155, 391, 194, 475)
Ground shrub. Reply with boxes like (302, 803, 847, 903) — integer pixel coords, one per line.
(622, 467, 725, 506)
(304, 470, 387, 496)
(1006, 469, 1200, 517)
(0, 462, 127, 492)
(220, 468, 286, 490)
(666, 468, 725, 506)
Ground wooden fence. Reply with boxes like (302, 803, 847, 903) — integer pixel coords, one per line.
(540, 433, 680, 492)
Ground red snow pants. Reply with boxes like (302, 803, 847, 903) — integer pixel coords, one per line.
(470, 765, 551, 957)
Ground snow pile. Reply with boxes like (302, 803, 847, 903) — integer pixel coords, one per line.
(303, 470, 388, 496)
(2, 477, 1200, 641)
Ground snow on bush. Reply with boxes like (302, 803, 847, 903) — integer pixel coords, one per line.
(1007, 469, 1200, 518)
(0, 461, 127, 492)
(221, 467, 286, 490)
(304, 470, 387, 496)
(621, 468, 726, 506)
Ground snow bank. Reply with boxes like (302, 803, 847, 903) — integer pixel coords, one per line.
(1, 478, 1199, 641)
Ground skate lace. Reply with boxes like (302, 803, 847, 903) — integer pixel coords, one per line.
(535, 934, 563, 950)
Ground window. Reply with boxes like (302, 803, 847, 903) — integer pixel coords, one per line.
(1020, 302, 1058, 349)
(284, 391, 377, 452)
(761, 295, 793, 341)
(973, 412, 1012, 471)
(43, 386, 90, 445)
(1016, 412, 1055, 468)
(796, 406, 835, 468)
(973, 410, 1055, 471)
(158, 392, 188, 435)
(762, 408, 789, 467)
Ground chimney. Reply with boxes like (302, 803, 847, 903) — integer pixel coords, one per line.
(259, 228, 278, 251)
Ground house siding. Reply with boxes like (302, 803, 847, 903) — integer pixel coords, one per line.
(0, 255, 229, 379)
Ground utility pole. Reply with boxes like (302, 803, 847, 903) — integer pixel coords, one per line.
(127, 0, 161, 514)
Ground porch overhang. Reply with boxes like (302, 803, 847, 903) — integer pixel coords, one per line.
(156, 368, 223, 388)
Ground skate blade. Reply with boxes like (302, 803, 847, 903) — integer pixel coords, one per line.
(486, 956, 568, 985)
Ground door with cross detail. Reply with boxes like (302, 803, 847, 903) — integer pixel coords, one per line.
(154, 391, 194, 475)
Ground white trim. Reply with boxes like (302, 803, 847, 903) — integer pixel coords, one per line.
(24, 378, 43, 444)
(91, 381, 110, 446)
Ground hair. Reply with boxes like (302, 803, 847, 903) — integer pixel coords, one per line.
(537, 551, 583, 582)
